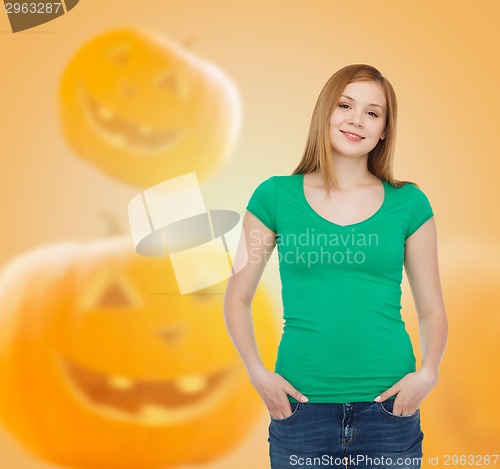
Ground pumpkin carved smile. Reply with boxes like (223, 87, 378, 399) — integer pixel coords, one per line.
(58, 356, 239, 425)
(81, 83, 188, 153)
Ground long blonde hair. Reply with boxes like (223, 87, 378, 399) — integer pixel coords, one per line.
(290, 64, 418, 195)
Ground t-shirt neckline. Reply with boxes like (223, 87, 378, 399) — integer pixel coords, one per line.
(299, 173, 387, 228)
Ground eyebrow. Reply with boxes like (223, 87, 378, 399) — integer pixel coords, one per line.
(341, 95, 384, 111)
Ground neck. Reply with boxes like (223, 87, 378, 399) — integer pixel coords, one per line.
(318, 154, 377, 189)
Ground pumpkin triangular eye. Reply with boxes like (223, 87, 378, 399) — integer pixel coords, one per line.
(155, 70, 177, 89)
(154, 68, 188, 99)
(107, 44, 130, 65)
(96, 281, 133, 308)
(78, 267, 142, 311)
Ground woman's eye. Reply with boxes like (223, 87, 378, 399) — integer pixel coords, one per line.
(339, 104, 378, 117)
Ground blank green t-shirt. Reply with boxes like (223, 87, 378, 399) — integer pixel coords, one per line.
(245, 173, 434, 403)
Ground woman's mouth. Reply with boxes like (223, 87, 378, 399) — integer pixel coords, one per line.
(340, 130, 364, 141)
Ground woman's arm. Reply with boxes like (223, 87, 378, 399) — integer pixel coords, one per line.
(404, 217, 449, 379)
(223, 210, 309, 418)
(223, 210, 277, 380)
(374, 217, 448, 415)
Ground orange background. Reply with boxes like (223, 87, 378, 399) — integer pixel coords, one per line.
(0, 0, 499, 468)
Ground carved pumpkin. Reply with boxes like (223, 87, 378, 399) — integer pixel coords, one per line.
(0, 236, 279, 468)
(58, 28, 241, 187)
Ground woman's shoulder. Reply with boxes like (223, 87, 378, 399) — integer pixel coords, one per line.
(253, 174, 300, 188)
(386, 181, 433, 214)
(247, 174, 297, 201)
(387, 179, 425, 195)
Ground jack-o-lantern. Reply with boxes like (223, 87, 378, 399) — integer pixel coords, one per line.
(58, 28, 241, 188)
(402, 241, 500, 459)
(0, 236, 279, 468)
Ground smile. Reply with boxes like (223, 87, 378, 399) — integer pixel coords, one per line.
(340, 130, 364, 141)
(56, 355, 239, 426)
(79, 82, 188, 153)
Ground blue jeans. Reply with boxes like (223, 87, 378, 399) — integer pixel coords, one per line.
(268, 400, 423, 468)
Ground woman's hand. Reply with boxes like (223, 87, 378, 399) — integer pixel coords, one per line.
(249, 368, 309, 419)
(374, 368, 439, 415)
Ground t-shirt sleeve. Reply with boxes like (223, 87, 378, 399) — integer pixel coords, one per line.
(245, 176, 277, 232)
(406, 184, 434, 239)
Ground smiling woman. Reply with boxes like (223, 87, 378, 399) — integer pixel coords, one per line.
(225, 63, 448, 469)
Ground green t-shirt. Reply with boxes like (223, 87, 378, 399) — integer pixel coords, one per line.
(245, 173, 434, 403)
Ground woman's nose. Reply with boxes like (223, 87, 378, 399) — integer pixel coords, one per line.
(348, 111, 363, 126)
(348, 115, 363, 127)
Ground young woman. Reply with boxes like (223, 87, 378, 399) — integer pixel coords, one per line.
(223, 64, 448, 469)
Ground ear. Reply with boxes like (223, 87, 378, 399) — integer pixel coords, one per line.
(380, 130, 386, 141)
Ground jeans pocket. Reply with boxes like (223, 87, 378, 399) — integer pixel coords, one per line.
(377, 400, 420, 419)
(270, 401, 303, 423)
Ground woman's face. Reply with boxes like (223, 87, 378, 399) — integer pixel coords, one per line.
(329, 80, 387, 158)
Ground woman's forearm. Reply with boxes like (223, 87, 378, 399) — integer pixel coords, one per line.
(418, 310, 449, 377)
(223, 299, 267, 381)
